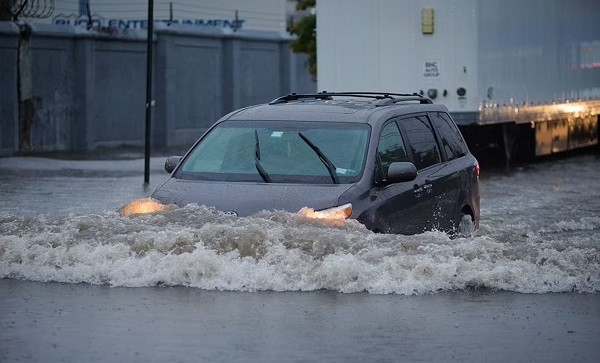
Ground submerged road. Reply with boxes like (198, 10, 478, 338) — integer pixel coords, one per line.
(1, 280, 598, 362)
(0, 153, 599, 362)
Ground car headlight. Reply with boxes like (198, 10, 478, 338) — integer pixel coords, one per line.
(298, 203, 352, 221)
(119, 198, 174, 217)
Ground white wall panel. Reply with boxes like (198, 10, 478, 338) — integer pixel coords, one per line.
(318, 0, 600, 113)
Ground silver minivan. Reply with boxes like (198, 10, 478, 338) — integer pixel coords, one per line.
(122, 92, 480, 235)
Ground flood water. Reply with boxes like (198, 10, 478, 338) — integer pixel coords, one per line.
(1, 154, 599, 362)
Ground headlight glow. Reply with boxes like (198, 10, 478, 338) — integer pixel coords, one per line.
(298, 203, 352, 221)
(119, 198, 174, 217)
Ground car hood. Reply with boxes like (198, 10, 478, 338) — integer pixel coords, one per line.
(151, 178, 354, 216)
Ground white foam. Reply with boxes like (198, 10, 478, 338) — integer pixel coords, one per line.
(1, 205, 598, 294)
(542, 217, 600, 233)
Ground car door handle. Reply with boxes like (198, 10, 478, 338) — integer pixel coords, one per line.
(413, 184, 423, 197)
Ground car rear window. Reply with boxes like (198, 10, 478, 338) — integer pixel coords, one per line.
(398, 116, 441, 170)
(177, 121, 370, 184)
(429, 112, 469, 160)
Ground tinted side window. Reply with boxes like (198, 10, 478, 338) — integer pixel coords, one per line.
(377, 122, 409, 179)
(398, 116, 441, 170)
(430, 112, 468, 160)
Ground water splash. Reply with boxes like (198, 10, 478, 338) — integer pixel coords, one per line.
(1, 205, 598, 294)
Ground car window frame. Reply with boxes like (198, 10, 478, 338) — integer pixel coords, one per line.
(374, 119, 413, 184)
(396, 113, 443, 170)
(427, 111, 469, 162)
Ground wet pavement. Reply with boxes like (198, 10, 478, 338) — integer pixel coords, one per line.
(1, 279, 598, 363)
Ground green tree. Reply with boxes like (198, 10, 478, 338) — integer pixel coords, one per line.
(289, 0, 316, 77)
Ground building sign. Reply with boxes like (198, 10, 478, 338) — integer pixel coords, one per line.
(52, 14, 245, 30)
(423, 60, 441, 78)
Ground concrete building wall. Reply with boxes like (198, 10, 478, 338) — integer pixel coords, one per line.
(0, 23, 19, 155)
(156, 31, 226, 148)
(26, 0, 288, 34)
(28, 33, 76, 151)
(239, 40, 283, 106)
(0, 23, 316, 155)
(91, 39, 147, 146)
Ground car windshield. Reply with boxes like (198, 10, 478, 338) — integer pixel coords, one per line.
(177, 120, 370, 184)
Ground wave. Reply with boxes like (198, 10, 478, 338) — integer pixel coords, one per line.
(1, 205, 598, 294)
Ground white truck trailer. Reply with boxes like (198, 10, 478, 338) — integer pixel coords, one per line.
(317, 0, 600, 164)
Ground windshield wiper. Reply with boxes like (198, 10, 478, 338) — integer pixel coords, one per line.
(298, 132, 339, 184)
(254, 130, 272, 183)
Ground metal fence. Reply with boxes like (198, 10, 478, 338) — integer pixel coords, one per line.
(0, 22, 315, 155)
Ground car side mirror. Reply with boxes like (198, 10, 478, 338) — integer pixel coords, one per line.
(386, 162, 417, 184)
(164, 156, 182, 174)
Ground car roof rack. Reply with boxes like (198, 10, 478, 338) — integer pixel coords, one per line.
(269, 92, 433, 105)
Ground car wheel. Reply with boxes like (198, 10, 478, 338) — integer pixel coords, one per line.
(456, 213, 475, 238)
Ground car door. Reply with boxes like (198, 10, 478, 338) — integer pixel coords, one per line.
(427, 112, 471, 230)
(366, 120, 433, 234)
(396, 115, 446, 232)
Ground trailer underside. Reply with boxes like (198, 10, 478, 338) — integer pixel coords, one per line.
(458, 114, 599, 168)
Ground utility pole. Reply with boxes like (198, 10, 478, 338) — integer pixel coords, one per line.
(78, 0, 89, 16)
(144, 0, 154, 185)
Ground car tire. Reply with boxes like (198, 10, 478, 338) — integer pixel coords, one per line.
(456, 213, 475, 238)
